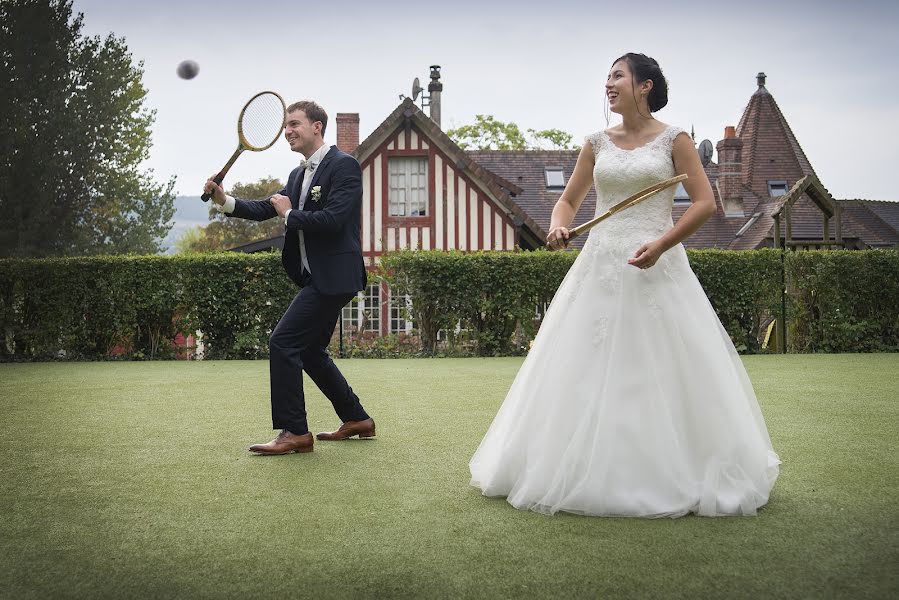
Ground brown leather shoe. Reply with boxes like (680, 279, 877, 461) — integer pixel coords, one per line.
(316, 418, 376, 441)
(248, 430, 314, 455)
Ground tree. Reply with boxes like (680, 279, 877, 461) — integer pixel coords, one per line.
(447, 115, 579, 151)
(0, 0, 175, 257)
(175, 176, 284, 253)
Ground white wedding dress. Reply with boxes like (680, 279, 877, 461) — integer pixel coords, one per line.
(469, 126, 780, 517)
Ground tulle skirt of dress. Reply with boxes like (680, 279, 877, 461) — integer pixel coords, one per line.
(469, 236, 780, 518)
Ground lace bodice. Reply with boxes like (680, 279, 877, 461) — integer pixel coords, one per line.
(583, 126, 685, 244)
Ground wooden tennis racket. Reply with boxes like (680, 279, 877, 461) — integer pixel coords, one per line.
(550, 174, 688, 247)
(200, 91, 287, 202)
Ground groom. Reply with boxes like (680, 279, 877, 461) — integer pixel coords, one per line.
(204, 100, 375, 455)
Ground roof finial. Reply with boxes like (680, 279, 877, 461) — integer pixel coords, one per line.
(757, 72, 767, 88)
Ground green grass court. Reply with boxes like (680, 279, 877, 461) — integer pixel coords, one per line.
(1, 355, 897, 598)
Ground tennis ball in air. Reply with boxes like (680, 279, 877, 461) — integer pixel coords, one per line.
(176, 60, 200, 80)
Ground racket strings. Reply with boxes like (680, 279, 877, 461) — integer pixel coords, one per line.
(240, 93, 285, 149)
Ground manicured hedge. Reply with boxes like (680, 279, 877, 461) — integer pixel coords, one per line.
(1, 248, 896, 360)
(380, 248, 784, 355)
(0, 254, 295, 361)
(786, 250, 899, 352)
(379, 250, 573, 355)
(686, 248, 783, 353)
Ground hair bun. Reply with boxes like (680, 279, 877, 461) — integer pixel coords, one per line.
(613, 52, 669, 113)
(649, 80, 668, 112)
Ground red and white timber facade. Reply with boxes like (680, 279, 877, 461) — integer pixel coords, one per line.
(359, 122, 519, 262)
(336, 99, 542, 337)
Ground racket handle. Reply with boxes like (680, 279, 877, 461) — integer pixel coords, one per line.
(200, 174, 225, 202)
(545, 230, 576, 250)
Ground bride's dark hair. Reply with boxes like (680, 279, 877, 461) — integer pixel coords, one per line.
(613, 53, 669, 114)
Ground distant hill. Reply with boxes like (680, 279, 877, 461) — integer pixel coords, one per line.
(161, 196, 211, 253)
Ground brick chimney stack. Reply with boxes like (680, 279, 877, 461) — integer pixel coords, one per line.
(716, 126, 745, 216)
(335, 113, 359, 153)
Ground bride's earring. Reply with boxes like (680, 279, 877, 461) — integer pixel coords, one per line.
(604, 93, 610, 127)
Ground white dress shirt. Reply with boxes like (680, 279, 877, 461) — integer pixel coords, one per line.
(216, 143, 332, 275)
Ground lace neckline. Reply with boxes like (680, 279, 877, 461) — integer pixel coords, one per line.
(601, 125, 672, 152)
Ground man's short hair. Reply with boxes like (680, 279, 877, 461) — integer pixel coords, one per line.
(287, 100, 328, 137)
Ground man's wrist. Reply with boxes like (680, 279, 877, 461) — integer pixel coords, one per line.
(215, 195, 236, 214)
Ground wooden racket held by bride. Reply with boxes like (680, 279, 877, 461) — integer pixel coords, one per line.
(553, 174, 688, 246)
(200, 91, 287, 202)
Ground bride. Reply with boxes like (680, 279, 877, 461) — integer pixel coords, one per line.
(469, 53, 780, 517)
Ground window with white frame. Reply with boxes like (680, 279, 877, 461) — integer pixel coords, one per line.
(342, 296, 360, 331)
(389, 157, 428, 216)
(362, 283, 380, 332)
(545, 167, 565, 189)
(389, 288, 413, 333)
(342, 283, 380, 333)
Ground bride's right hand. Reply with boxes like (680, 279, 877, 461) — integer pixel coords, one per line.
(547, 227, 570, 250)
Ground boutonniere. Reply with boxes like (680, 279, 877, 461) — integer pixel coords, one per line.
(311, 186, 322, 202)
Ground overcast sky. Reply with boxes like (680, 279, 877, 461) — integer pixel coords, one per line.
(72, 0, 898, 205)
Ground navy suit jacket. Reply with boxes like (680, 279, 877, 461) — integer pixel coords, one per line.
(229, 146, 367, 295)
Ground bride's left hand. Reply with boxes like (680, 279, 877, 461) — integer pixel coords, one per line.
(628, 240, 664, 270)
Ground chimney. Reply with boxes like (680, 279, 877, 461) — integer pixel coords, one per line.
(428, 65, 443, 128)
(335, 113, 359, 153)
(754, 72, 769, 96)
(716, 126, 744, 216)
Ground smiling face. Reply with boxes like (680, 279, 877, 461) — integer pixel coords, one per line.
(284, 109, 322, 157)
(605, 59, 652, 116)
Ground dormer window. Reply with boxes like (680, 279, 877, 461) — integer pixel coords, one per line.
(545, 167, 565, 189)
(768, 180, 788, 197)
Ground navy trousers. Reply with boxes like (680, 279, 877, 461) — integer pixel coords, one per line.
(268, 273, 369, 435)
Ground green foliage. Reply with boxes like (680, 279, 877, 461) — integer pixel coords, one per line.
(0, 256, 185, 360)
(1, 250, 896, 361)
(380, 250, 575, 356)
(382, 248, 897, 356)
(179, 253, 295, 359)
(447, 116, 526, 151)
(0, 254, 296, 361)
(786, 249, 899, 352)
(176, 177, 285, 253)
(447, 115, 579, 151)
(686, 248, 783, 353)
(527, 128, 579, 151)
(329, 333, 425, 359)
(173, 225, 207, 254)
(0, 0, 176, 257)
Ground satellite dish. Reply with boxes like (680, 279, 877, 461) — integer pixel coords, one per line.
(411, 77, 422, 101)
(698, 139, 714, 167)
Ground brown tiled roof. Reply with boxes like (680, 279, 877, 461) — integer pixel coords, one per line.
(728, 200, 781, 250)
(735, 80, 818, 214)
(837, 200, 899, 247)
(845, 200, 899, 233)
(468, 150, 597, 250)
(672, 207, 746, 249)
(727, 188, 883, 250)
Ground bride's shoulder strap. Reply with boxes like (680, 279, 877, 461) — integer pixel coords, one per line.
(661, 125, 688, 148)
(584, 131, 604, 157)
